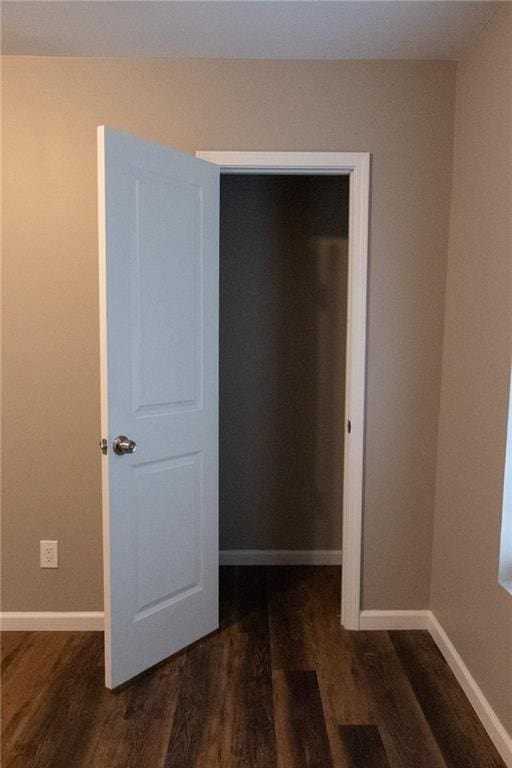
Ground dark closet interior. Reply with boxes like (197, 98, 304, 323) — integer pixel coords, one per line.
(219, 174, 349, 552)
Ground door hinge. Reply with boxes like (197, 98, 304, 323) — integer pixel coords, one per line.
(99, 438, 108, 455)
(347, 419, 352, 434)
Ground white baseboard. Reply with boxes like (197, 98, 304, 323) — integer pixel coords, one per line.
(428, 613, 512, 768)
(359, 608, 512, 767)
(219, 549, 343, 566)
(359, 609, 431, 630)
(0, 611, 105, 631)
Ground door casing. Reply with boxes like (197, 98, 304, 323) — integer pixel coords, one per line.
(197, 151, 370, 630)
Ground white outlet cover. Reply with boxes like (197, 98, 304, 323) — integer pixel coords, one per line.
(40, 540, 58, 568)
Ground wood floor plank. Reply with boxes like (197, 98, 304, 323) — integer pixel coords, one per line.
(1, 632, 76, 761)
(195, 566, 249, 768)
(162, 634, 218, 768)
(196, 631, 249, 768)
(3, 632, 106, 768)
(287, 567, 376, 767)
(84, 649, 185, 768)
(231, 567, 277, 768)
(165, 566, 277, 768)
(273, 669, 334, 768)
(267, 566, 316, 671)
(197, 566, 277, 768)
(350, 630, 448, 768)
(389, 630, 507, 768)
(339, 725, 392, 768)
(303, 568, 376, 716)
(1, 632, 31, 669)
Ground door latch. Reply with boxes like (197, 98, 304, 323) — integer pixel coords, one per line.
(99, 438, 108, 455)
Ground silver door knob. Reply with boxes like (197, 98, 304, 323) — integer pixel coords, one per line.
(113, 435, 137, 455)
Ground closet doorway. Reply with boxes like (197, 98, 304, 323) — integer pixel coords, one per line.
(200, 151, 369, 636)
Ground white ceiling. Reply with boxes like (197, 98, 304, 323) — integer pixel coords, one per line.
(1, 1, 500, 60)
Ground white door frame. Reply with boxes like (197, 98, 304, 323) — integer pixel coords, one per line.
(197, 151, 370, 630)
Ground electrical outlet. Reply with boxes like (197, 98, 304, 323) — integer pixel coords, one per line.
(40, 540, 58, 568)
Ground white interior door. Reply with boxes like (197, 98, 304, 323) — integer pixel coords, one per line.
(97, 127, 219, 688)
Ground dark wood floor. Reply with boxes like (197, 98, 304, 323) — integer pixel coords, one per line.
(1, 566, 505, 768)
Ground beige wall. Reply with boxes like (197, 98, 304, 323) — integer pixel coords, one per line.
(430, 5, 512, 734)
(1, 57, 456, 611)
(220, 174, 347, 551)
